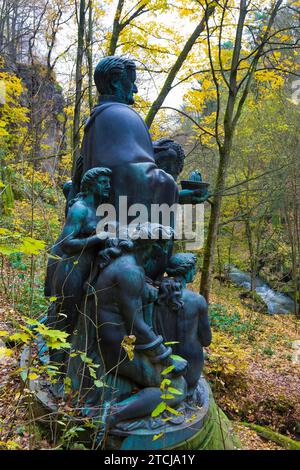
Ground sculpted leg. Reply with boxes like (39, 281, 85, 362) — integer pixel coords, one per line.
(106, 376, 187, 429)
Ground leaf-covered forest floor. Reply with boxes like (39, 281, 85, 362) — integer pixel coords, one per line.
(207, 280, 300, 450)
(0, 277, 299, 450)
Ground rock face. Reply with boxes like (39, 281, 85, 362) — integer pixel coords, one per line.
(1, 58, 66, 172)
(16, 62, 65, 172)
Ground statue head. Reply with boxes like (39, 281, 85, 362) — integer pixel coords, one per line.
(158, 278, 183, 312)
(153, 138, 185, 182)
(94, 56, 138, 105)
(131, 222, 174, 279)
(97, 237, 134, 271)
(166, 252, 197, 284)
(62, 180, 73, 200)
(80, 167, 112, 200)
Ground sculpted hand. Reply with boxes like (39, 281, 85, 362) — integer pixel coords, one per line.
(169, 356, 187, 376)
(191, 189, 211, 204)
(179, 189, 210, 205)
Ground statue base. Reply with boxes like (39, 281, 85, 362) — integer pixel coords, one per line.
(20, 346, 240, 450)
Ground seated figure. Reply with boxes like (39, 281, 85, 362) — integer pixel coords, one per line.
(45, 167, 111, 367)
(68, 224, 188, 430)
(153, 138, 210, 204)
(69, 57, 179, 218)
(40, 55, 213, 441)
(154, 253, 212, 396)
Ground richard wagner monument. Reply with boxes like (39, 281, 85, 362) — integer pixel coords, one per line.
(35, 56, 238, 450)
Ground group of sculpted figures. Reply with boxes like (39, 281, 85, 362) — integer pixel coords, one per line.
(44, 56, 212, 435)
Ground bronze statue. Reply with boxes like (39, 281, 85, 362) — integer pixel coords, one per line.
(46, 167, 111, 367)
(69, 56, 178, 217)
(40, 56, 213, 448)
(153, 138, 210, 204)
(154, 253, 212, 396)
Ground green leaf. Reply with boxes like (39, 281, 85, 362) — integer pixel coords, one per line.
(0, 227, 13, 235)
(170, 354, 186, 362)
(94, 380, 105, 388)
(153, 432, 164, 441)
(47, 365, 59, 370)
(33, 323, 70, 349)
(9, 332, 31, 343)
(160, 394, 175, 400)
(0, 347, 13, 358)
(88, 366, 97, 379)
(161, 365, 175, 376)
(19, 237, 46, 255)
(80, 353, 93, 364)
(160, 378, 171, 391)
(164, 341, 180, 345)
(28, 372, 39, 380)
(166, 405, 183, 416)
(151, 401, 166, 417)
(167, 387, 183, 395)
(24, 317, 38, 326)
(0, 244, 19, 255)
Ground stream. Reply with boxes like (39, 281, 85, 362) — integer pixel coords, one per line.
(226, 266, 296, 314)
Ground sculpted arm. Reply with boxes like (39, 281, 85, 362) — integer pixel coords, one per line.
(179, 189, 210, 205)
(197, 296, 212, 347)
(117, 269, 175, 364)
(118, 269, 159, 344)
(60, 203, 103, 255)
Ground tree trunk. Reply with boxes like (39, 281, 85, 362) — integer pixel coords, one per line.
(72, 0, 86, 169)
(107, 0, 124, 55)
(86, 0, 94, 113)
(200, 144, 232, 301)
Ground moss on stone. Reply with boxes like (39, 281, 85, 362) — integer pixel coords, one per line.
(171, 389, 242, 450)
(241, 422, 300, 450)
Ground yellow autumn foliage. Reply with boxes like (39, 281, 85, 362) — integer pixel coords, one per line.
(0, 72, 29, 151)
(206, 331, 249, 379)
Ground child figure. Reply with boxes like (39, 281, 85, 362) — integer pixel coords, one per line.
(154, 253, 212, 396)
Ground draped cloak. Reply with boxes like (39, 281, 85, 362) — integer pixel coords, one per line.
(80, 97, 179, 218)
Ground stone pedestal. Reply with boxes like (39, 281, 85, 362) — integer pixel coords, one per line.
(21, 346, 240, 450)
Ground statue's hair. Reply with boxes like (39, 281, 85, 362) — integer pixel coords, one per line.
(157, 278, 183, 312)
(62, 180, 72, 199)
(94, 56, 136, 94)
(166, 252, 197, 277)
(97, 238, 134, 270)
(80, 167, 112, 192)
(68, 167, 111, 208)
(153, 138, 185, 174)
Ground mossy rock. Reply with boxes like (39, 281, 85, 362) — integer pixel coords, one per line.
(241, 422, 300, 450)
(171, 388, 241, 451)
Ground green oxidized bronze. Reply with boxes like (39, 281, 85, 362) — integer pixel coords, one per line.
(38, 56, 238, 450)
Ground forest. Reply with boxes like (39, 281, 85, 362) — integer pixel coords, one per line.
(0, 0, 299, 451)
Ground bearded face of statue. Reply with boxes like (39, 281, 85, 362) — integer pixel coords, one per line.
(112, 66, 138, 105)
